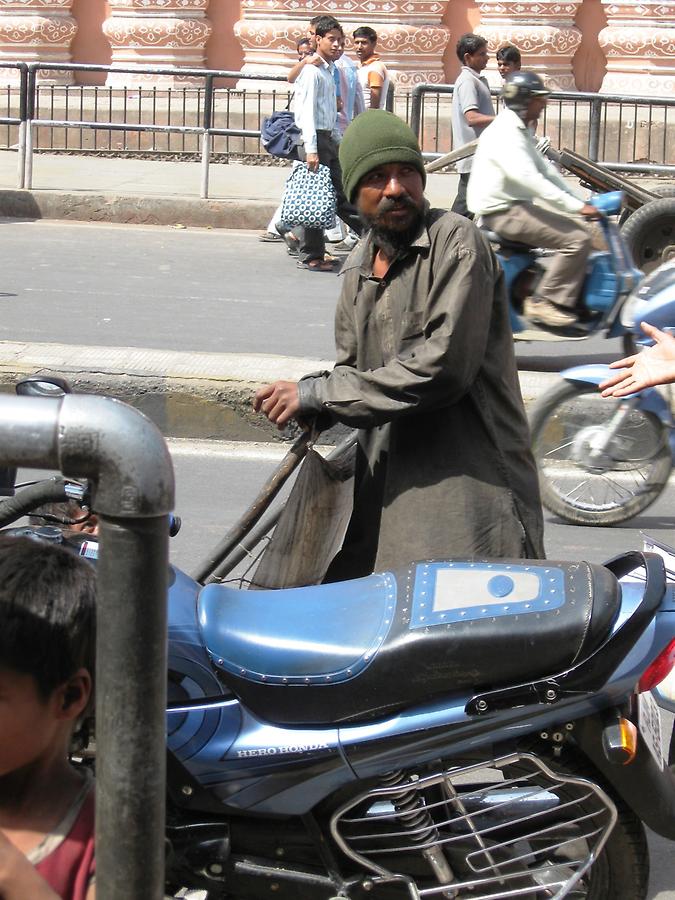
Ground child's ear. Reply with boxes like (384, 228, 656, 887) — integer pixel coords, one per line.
(56, 669, 92, 721)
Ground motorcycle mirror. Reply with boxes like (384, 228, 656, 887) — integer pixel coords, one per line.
(15, 375, 72, 398)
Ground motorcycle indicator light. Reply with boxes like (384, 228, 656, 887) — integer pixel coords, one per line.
(602, 716, 638, 766)
(637, 638, 675, 694)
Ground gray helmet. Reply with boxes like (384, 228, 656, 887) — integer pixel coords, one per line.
(501, 71, 551, 113)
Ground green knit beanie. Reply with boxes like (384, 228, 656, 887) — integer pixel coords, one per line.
(339, 109, 427, 203)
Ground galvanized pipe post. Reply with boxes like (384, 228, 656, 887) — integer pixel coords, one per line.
(24, 65, 37, 190)
(16, 64, 28, 189)
(201, 73, 215, 199)
(0, 394, 174, 900)
(588, 97, 603, 162)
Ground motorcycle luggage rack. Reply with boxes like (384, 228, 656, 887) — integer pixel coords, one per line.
(466, 551, 665, 716)
(330, 751, 617, 899)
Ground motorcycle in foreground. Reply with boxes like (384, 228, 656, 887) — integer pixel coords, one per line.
(530, 257, 675, 526)
(484, 191, 643, 348)
(3, 380, 675, 900)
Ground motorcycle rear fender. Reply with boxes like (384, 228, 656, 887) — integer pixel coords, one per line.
(574, 713, 675, 840)
(559, 364, 674, 427)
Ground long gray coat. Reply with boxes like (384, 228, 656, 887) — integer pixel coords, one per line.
(298, 208, 545, 580)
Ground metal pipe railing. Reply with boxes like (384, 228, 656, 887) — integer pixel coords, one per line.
(19, 62, 287, 196)
(0, 393, 175, 900)
(409, 82, 675, 172)
(3, 63, 675, 196)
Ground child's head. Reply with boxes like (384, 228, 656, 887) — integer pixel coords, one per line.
(0, 535, 96, 775)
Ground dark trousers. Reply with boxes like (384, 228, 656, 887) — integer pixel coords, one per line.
(451, 172, 474, 220)
(300, 130, 363, 263)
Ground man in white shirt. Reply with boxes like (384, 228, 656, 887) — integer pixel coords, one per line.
(353, 27, 390, 111)
(450, 34, 495, 218)
(293, 15, 362, 271)
(468, 71, 601, 329)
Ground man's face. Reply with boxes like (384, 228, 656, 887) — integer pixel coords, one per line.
(316, 28, 344, 62)
(354, 36, 376, 62)
(465, 45, 489, 73)
(357, 162, 425, 236)
(298, 40, 312, 60)
(307, 25, 317, 51)
(497, 58, 520, 79)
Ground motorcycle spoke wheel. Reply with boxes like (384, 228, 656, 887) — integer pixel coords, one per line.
(530, 381, 672, 525)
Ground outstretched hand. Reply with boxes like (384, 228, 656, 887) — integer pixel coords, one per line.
(253, 381, 300, 429)
(600, 322, 675, 397)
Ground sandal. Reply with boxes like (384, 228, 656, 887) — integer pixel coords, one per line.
(258, 231, 283, 243)
(297, 258, 340, 273)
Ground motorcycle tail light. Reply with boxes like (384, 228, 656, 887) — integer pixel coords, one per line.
(637, 638, 675, 693)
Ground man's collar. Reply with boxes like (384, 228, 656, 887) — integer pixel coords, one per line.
(461, 65, 485, 78)
(359, 53, 380, 67)
(502, 106, 528, 129)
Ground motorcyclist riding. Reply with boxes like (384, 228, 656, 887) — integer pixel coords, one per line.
(467, 71, 601, 330)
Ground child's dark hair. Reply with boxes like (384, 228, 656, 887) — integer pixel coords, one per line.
(353, 26, 378, 44)
(456, 33, 488, 63)
(314, 15, 343, 39)
(496, 44, 521, 66)
(0, 535, 96, 699)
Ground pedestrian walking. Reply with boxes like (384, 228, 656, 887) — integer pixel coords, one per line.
(254, 109, 545, 577)
(293, 14, 362, 272)
(450, 33, 495, 218)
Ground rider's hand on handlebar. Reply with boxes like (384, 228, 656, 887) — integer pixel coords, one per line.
(580, 202, 602, 221)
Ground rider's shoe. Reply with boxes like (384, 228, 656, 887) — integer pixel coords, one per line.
(524, 297, 579, 328)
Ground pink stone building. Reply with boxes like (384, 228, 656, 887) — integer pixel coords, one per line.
(0, 1, 672, 95)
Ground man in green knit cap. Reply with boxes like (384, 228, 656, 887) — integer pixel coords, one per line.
(255, 109, 544, 578)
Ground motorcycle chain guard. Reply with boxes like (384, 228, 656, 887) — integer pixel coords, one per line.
(466, 551, 665, 716)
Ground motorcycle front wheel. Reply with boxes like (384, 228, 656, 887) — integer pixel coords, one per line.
(530, 380, 672, 525)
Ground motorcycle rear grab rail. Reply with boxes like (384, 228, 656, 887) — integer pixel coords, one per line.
(467, 550, 666, 715)
(0, 393, 174, 900)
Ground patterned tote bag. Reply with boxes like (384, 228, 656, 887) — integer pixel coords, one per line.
(279, 163, 337, 230)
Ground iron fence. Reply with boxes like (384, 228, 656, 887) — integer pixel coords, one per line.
(409, 84, 675, 174)
(0, 62, 674, 197)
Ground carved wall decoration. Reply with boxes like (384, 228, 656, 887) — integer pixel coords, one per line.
(478, 0, 583, 91)
(599, 1, 675, 95)
(102, 0, 213, 86)
(0, 0, 77, 83)
(234, 1, 451, 89)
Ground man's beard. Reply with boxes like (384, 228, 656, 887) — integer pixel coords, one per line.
(360, 195, 424, 258)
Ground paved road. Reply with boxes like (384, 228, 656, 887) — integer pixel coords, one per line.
(1, 219, 628, 370)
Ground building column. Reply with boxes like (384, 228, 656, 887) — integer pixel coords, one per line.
(0, 0, 77, 84)
(234, 1, 451, 89)
(478, 0, 583, 90)
(599, 1, 675, 95)
(102, 0, 212, 87)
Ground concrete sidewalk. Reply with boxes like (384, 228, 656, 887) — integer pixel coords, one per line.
(0, 150, 463, 229)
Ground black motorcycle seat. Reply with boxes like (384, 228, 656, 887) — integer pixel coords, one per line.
(479, 226, 537, 253)
(198, 559, 621, 727)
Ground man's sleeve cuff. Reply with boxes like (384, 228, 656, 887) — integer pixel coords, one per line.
(297, 374, 327, 414)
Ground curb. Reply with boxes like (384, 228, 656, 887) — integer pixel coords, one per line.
(0, 340, 560, 442)
(0, 189, 277, 230)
